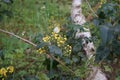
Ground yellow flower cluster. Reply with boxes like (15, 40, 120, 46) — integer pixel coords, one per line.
(0, 68, 7, 77)
(40, 31, 69, 56)
(0, 66, 14, 77)
(64, 45, 72, 56)
(42, 31, 67, 47)
(42, 36, 50, 42)
(52, 32, 67, 47)
(41, 19, 72, 56)
(7, 66, 14, 73)
(37, 48, 46, 54)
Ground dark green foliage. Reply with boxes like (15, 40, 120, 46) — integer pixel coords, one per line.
(1, 0, 120, 80)
(0, 50, 4, 60)
(48, 45, 62, 57)
(93, 2, 120, 79)
(93, 2, 120, 62)
(36, 23, 89, 79)
(36, 42, 48, 49)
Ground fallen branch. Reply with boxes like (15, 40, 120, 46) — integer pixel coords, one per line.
(0, 29, 37, 47)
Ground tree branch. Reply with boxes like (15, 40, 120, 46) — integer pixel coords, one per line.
(0, 29, 37, 47)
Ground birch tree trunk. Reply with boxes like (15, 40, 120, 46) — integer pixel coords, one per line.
(71, 0, 107, 80)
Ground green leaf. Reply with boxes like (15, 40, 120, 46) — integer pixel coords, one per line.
(73, 43, 82, 53)
(112, 40, 120, 55)
(48, 45, 62, 57)
(100, 25, 109, 45)
(72, 56, 79, 63)
(93, 18, 100, 26)
(115, 24, 120, 34)
(36, 42, 48, 49)
(38, 73, 49, 80)
(99, 24, 114, 45)
(107, 28, 114, 44)
(96, 46, 110, 62)
(63, 58, 71, 64)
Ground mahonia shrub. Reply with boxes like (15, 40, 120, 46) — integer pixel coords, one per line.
(36, 17, 92, 79)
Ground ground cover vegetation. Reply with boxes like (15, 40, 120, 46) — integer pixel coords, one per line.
(0, 0, 120, 80)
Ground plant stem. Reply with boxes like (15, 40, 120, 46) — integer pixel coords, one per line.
(49, 54, 75, 75)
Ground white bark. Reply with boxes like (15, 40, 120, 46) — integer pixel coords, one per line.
(71, 0, 94, 59)
(71, 0, 107, 80)
(71, 0, 86, 25)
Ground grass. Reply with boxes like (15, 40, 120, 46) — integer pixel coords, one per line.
(0, 0, 72, 51)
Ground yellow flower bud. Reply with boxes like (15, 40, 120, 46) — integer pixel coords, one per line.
(64, 38, 67, 41)
(0, 68, 7, 77)
(7, 66, 14, 73)
(43, 36, 50, 42)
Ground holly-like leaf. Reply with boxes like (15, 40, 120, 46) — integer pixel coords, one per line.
(96, 45, 110, 62)
(112, 40, 120, 55)
(63, 58, 71, 64)
(107, 28, 114, 44)
(36, 42, 48, 49)
(93, 18, 100, 27)
(48, 45, 62, 57)
(73, 43, 82, 53)
(72, 56, 79, 63)
(114, 24, 120, 34)
(100, 25, 109, 45)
